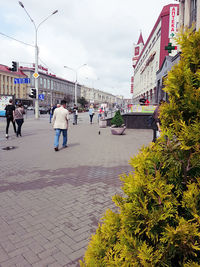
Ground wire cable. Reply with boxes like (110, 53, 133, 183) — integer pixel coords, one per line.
(0, 31, 34, 47)
(38, 57, 56, 75)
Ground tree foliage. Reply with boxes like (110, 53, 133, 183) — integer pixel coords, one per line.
(78, 97, 88, 107)
(80, 29, 200, 267)
(111, 110, 124, 127)
(64, 94, 72, 104)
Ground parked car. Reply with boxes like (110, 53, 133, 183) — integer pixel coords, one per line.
(27, 106, 34, 110)
(39, 107, 49, 114)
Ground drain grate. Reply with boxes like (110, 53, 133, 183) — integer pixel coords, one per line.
(2, 146, 17, 151)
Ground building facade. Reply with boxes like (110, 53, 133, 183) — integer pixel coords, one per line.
(0, 64, 28, 100)
(0, 63, 123, 108)
(131, 4, 179, 105)
(156, 0, 200, 104)
(156, 54, 180, 103)
(80, 85, 122, 107)
(177, 0, 200, 30)
(19, 65, 81, 107)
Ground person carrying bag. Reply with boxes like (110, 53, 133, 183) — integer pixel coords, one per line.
(14, 103, 25, 137)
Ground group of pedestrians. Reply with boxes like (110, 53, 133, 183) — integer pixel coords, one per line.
(5, 99, 25, 139)
(4, 99, 97, 152)
(4, 98, 164, 152)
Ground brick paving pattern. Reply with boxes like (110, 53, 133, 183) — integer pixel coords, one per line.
(0, 113, 152, 266)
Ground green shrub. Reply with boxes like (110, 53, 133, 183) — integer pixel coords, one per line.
(80, 29, 200, 267)
(111, 110, 124, 127)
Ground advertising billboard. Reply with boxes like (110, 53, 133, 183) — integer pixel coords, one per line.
(0, 95, 13, 117)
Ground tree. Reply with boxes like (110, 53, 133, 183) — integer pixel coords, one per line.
(80, 29, 200, 266)
(64, 94, 72, 104)
(111, 110, 124, 127)
(78, 97, 88, 108)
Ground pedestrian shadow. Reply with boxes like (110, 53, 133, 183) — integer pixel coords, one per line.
(67, 142, 80, 147)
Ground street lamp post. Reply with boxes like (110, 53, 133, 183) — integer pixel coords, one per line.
(19, 1, 58, 119)
(64, 64, 87, 105)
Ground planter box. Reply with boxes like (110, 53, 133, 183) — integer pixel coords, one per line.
(106, 112, 153, 129)
(110, 126, 126, 135)
(99, 120, 107, 128)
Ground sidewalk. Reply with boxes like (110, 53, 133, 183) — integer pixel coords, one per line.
(0, 114, 152, 266)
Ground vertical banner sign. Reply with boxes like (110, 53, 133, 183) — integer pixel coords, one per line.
(169, 6, 178, 38)
(131, 76, 134, 94)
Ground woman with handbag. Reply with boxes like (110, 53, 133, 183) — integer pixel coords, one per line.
(14, 103, 25, 137)
(88, 105, 95, 124)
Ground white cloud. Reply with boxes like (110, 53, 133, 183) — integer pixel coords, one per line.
(0, 0, 178, 98)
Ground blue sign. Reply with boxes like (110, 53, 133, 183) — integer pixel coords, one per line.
(38, 94, 44, 101)
(14, 78, 30, 84)
(0, 110, 6, 117)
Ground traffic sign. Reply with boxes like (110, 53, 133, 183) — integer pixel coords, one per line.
(33, 73, 40, 79)
(14, 78, 30, 84)
(38, 94, 44, 101)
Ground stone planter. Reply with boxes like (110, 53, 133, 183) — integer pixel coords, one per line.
(110, 126, 126, 135)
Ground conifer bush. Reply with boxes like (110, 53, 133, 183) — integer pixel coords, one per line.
(80, 29, 200, 266)
(111, 110, 124, 127)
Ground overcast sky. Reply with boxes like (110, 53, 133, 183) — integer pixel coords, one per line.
(0, 0, 178, 98)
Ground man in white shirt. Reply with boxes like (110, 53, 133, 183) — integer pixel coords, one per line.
(52, 100, 69, 151)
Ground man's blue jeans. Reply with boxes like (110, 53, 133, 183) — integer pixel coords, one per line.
(50, 113, 53, 123)
(54, 129, 67, 148)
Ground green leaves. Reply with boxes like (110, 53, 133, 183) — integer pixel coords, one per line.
(111, 110, 124, 127)
(81, 28, 200, 267)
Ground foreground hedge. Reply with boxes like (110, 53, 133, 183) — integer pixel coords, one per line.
(80, 29, 200, 266)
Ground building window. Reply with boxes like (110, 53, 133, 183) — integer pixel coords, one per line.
(47, 79, 50, 89)
(44, 79, 47, 88)
(40, 77, 43, 86)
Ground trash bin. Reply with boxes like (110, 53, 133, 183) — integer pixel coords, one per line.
(99, 119, 107, 128)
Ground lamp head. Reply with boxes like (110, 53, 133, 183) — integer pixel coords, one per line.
(52, 10, 58, 15)
(19, 1, 24, 8)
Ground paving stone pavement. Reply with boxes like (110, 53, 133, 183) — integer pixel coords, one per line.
(0, 113, 152, 266)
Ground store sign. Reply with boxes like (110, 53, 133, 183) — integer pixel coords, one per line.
(131, 76, 134, 94)
(169, 6, 178, 38)
(32, 64, 48, 72)
(14, 78, 30, 84)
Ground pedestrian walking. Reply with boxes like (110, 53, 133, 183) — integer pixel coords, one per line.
(14, 103, 25, 137)
(152, 99, 165, 142)
(49, 104, 57, 123)
(52, 99, 69, 151)
(98, 107, 103, 122)
(88, 105, 95, 124)
(5, 98, 16, 139)
(72, 104, 78, 125)
(145, 98, 150, 106)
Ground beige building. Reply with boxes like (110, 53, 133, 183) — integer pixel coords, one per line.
(176, 0, 200, 30)
(0, 64, 28, 100)
(0, 63, 122, 108)
(81, 85, 122, 107)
